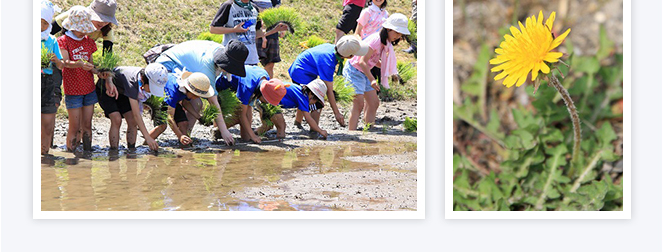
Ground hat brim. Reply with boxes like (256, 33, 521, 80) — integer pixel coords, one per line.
(214, 47, 246, 77)
(62, 19, 97, 34)
(178, 72, 214, 99)
(88, 8, 118, 25)
(383, 23, 411, 36)
(259, 83, 281, 106)
(146, 78, 166, 98)
(355, 42, 370, 56)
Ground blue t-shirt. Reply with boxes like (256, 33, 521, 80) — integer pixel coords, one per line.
(163, 74, 189, 108)
(155, 40, 221, 87)
(288, 43, 337, 84)
(215, 65, 269, 105)
(41, 34, 63, 75)
(279, 85, 310, 112)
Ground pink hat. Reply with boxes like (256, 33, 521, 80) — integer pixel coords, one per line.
(260, 78, 289, 106)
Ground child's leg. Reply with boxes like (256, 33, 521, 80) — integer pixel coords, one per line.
(271, 113, 286, 138)
(123, 111, 137, 148)
(240, 107, 253, 140)
(81, 104, 95, 151)
(295, 110, 304, 125)
(310, 109, 321, 124)
(185, 98, 202, 133)
(264, 62, 275, 79)
(363, 90, 380, 125)
(41, 113, 56, 155)
(66, 107, 82, 151)
(349, 94, 365, 130)
(149, 125, 167, 140)
(107, 112, 123, 150)
(178, 121, 190, 136)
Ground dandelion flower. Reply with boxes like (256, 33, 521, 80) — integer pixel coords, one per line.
(490, 11, 570, 87)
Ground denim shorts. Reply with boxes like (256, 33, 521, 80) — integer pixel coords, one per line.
(65, 90, 98, 109)
(343, 63, 374, 95)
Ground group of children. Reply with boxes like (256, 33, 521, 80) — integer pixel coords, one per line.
(40, 0, 414, 155)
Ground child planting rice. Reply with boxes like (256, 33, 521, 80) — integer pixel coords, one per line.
(215, 65, 288, 143)
(152, 72, 216, 146)
(355, 0, 389, 85)
(95, 63, 168, 151)
(257, 5, 300, 78)
(288, 35, 369, 129)
(343, 13, 410, 131)
(278, 80, 329, 139)
(40, 0, 64, 155)
(58, 6, 117, 151)
(154, 39, 250, 145)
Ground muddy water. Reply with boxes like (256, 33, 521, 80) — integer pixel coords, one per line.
(41, 141, 417, 211)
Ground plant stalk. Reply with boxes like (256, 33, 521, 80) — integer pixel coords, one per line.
(549, 74, 581, 176)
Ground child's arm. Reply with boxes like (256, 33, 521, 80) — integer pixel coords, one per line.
(210, 24, 248, 35)
(167, 105, 192, 145)
(207, 96, 236, 145)
(357, 48, 379, 91)
(59, 48, 94, 70)
(128, 98, 159, 151)
(322, 79, 345, 127)
(180, 99, 201, 119)
(302, 111, 328, 138)
(355, 23, 364, 38)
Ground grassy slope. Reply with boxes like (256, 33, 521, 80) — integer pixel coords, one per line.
(54, 0, 416, 101)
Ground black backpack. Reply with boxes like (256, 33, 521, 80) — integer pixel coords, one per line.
(143, 43, 177, 64)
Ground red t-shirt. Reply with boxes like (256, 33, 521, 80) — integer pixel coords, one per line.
(343, 0, 366, 7)
(57, 35, 97, 96)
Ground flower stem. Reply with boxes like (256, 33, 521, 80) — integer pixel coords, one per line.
(549, 74, 581, 176)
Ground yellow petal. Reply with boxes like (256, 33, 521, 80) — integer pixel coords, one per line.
(515, 74, 527, 87)
(550, 28, 571, 49)
(510, 26, 522, 37)
(537, 10, 543, 25)
(531, 63, 540, 81)
(540, 62, 550, 74)
(494, 71, 508, 80)
(543, 52, 563, 62)
(545, 11, 556, 30)
(495, 48, 505, 54)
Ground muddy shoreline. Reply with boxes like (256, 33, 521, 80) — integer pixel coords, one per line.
(44, 101, 418, 211)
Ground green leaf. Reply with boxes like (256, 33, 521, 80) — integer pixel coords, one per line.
(596, 25, 615, 61)
(596, 122, 617, 148)
(572, 56, 600, 74)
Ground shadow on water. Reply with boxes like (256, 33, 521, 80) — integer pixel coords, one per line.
(41, 140, 416, 211)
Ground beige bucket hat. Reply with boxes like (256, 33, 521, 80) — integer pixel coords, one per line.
(62, 6, 96, 34)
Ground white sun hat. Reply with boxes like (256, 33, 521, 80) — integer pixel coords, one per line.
(382, 13, 411, 35)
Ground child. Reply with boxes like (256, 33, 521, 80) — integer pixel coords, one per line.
(343, 13, 410, 131)
(52, 0, 118, 54)
(335, 0, 366, 43)
(279, 79, 329, 139)
(255, 1, 289, 78)
(96, 63, 168, 151)
(209, 0, 262, 66)
(155, 72, 217, 146)
(355, 0, 389, 84)
(41, 0, 63, 155)
(58, 6, 117, 151)
(216, 65, 288, 143)
(288, 35, 369, 129)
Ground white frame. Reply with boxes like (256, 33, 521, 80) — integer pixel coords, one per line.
(445, 0, 631, 219)
(33, 0, 426, 219)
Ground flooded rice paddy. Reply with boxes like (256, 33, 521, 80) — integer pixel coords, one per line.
(41, 141, 417, 211)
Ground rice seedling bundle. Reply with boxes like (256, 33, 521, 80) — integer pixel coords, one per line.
(41, 43, 53, 69)
(332, 76, 355, 106)
(404, 117, 417, 132)
(258, 6, 301, 34)
(397, 61, 416, 84)
(299, 35, 326, 49)
(197, 32, 224, 44)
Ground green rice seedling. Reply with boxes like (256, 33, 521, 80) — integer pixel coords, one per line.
(41, 43, 53, 69)
(199, 101, 220, 126)
(299, 35, 326, 49)
(404, 117, 417, 132)
(144, 95, 167, 125)
(258, 6, 301, 33)
(332, 76, 355, 106)
(397, 61, 416, 84)
(197, 31, 224, 44)
(259, 101, 281, 127)
(96, 51, 121, 74)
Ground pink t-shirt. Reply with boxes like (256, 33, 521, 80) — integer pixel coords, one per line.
(58, 35, 97, 96)
(357, 6, 389, 39)
(349, 32, 384, 69)
(343, 0, 366, 7)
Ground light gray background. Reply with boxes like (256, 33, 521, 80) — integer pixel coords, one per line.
(2, 0, 661, 251)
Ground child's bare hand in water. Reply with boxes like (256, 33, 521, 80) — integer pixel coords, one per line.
(145, 137, 159, 151)
(179, 135, 192, 145)
(334, 112, 346, 127)
(319, 130, 328, 139)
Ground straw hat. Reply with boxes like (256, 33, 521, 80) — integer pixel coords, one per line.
(336, 35, 369, 58)
(62, 6, 96, 34)
(382, 13, 411, 35)
(260, 78, 289, 106)
(306, 79, 327, 103)
(178, 72, 214, 98)
(88, 0, 118, 25)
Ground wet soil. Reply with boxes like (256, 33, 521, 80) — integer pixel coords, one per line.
(43, 101, 418, 211)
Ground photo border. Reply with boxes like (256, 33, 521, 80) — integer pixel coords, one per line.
(445, 0, 631, 219)
(33, 0, 426, 219)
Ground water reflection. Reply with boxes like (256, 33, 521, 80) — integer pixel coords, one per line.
(41, 142, 416, 211)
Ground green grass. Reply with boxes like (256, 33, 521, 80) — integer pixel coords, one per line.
(332, 76, 354, 106)
(397, 61, 416, 84)
(258, 6, 302, 33)
(197, 31, 224, 44)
